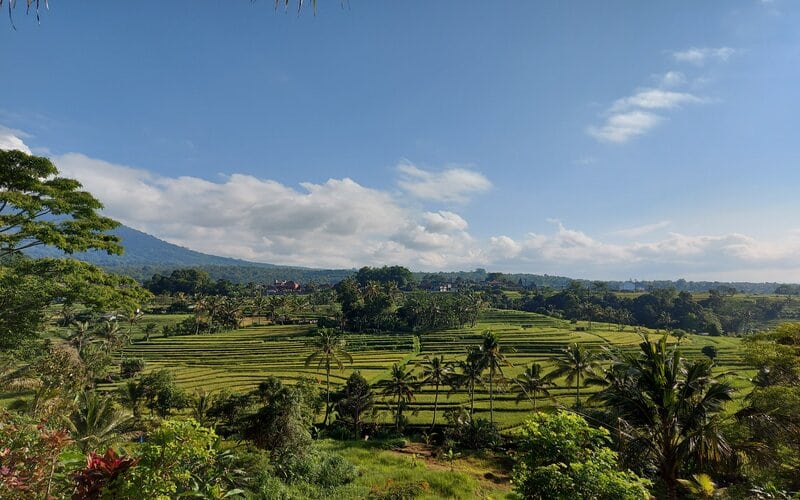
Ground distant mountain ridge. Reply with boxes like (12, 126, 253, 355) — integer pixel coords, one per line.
(26, 225, 279, 268)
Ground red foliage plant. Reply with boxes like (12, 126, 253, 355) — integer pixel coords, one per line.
(72, 448, 138, 500)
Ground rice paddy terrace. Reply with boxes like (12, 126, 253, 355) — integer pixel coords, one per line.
(115, 309, 750, 429)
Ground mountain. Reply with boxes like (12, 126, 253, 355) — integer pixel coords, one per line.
(25, 225, 356, 284)
(26, 225, 278, 268)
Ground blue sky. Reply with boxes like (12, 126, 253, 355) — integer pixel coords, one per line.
(2, 1, 800, 280)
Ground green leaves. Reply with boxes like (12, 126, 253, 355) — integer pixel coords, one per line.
(513, 411, 651, 500)
(0, 150, 123, 258)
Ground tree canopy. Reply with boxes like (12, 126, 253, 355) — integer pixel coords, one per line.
(1, 150, 122, 258)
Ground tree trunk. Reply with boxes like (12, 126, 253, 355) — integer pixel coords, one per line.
(323, 362, 331, 426)
(489, 368, 494, 424)
(431, 382, 439, 430)
(396, 393, 402, 431)
(469, 380, 475, 417)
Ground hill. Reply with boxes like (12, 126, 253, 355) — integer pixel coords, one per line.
(25, 225, 278, 268)
(25, 225, 355, 284)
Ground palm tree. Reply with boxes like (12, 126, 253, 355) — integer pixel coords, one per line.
(65, 320, 91, 353)
(476, 331, 512, 424)
(594, 335, 733, 500)
(513, 363, 556, 411)
(451, 347, 485, 417)
(118, 379, 145, 425)
(119, 307, 144, 337)
(548, 343, 601, 407)
(98, 320, 122, 355)
(377, 363, 418, 431)
(66, 390, 132, 453)
(190, 389, 216, 426)
(418, 355, 451, 429)
(304, 328, 353, 426)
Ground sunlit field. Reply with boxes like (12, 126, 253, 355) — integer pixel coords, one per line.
(106, 308, 749, 429)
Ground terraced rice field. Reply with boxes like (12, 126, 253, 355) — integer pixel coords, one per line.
(113, 309, 750, 429)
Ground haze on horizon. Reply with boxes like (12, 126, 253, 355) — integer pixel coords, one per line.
(2, 1, 799, 282)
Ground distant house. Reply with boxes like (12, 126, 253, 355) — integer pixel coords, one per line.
(431, 283, 454, 293)
(273, 280, 301, 292)
(620, 281, 636, 292)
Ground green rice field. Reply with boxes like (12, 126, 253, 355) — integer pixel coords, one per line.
(107, 309, 751, 429)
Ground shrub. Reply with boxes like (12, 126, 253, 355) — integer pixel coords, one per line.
(278, 450, 357, 487)
(377, 437, 408, 450)
(443, 415, 502, 451)
(120, 358, 145, 378)
(368, 480, 429, 499)
(512, 411, 650, 500)
(110, 418, 235, 498)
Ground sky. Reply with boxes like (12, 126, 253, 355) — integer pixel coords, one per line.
(2, 1, 800, 281)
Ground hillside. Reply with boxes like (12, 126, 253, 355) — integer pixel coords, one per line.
(25, 225, 277, 268)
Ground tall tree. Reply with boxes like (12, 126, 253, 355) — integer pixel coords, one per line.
(304, 328, 353, 426)
(594, 336, 733, 500)
(548, 343, 602, 407)
(514, 363, 556, 411)
(377, 363, 418, 431)
(334, 371, 374, 439)
(476, 331, 512, 424)
(418, 355, 451, 429)
(0, 150, 122, 258)
(451, 347, 485, 417)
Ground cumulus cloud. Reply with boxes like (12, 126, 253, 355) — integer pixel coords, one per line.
(671, 47, 736, 65)
(396, 162, 491, 203)
(485, 223, 800, 281)
(53, 153, 490, 270)
(587, 110, 662, 143)
(0, 126, 32, 154)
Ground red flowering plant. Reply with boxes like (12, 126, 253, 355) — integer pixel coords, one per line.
(72, 448, 138, 499)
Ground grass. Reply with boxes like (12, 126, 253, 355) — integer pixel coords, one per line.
(308, 439, 516, 499)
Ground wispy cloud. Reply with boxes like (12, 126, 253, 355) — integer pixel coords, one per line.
(657, 71, 687, 88)
(396, 162, 491, 203)
(587, 110, 662, 143)
(589, 83, 705, 144)
(610, 89, 703, 112)
(611, 220, 671, 238)
(671, 47, 736, 65)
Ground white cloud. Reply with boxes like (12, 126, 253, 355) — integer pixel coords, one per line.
(486, 223, 800, 281)
(589, 85, 704, 144)
(0, 126, 32, 154)
(396, 162, 491, 203)
(53, 153, 490, 270)
(587, 110, 662, 143)
(611, 220, 671, 238)
(610, 89, 703, 112)
(671, 47, 736, 65)
(489, 235, 523, 259)
(658, 71, 687, 88)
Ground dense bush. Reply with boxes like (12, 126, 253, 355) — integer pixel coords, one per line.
(120, 357, 145, 378)
(512, 411, 650, 500)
